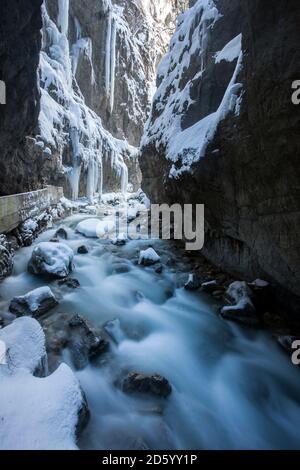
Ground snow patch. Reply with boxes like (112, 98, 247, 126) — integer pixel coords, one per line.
(215, 34, 242, 63)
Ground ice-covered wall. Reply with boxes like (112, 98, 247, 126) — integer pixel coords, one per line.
(32, 0, 184, 200)
(34, 0, 134, 200)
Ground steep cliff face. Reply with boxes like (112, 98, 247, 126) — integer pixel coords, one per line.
(140, 0, 300, 313)
(0, 0, 43, 196)
(33, 0, 183, 199)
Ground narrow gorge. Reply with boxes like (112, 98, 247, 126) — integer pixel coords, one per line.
(0, 0, 300, 453)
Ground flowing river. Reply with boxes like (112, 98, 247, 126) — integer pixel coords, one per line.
(1, 201, 300, 450)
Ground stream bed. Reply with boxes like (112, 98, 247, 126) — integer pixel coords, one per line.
(1, 203, 300, 450)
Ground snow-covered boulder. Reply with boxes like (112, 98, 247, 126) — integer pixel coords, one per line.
(9, 286, 58, 318)
(76, 218, 114, 238)
(138, 247, 160, 266)
(0, 317, 89, 450)
(28, 242, 74, 279)
(112, 233, 128, 246)
(221, 281, 259, 327)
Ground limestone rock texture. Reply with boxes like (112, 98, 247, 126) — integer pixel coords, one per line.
(0, 0, 43, 196)
(140, 0, 300, 315)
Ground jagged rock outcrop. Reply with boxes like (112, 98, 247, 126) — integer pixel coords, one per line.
(140, 0, 300, 315)
(0, 0, 43, 196)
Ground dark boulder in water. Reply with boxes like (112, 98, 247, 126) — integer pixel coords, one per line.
(122, 372, 172, 398)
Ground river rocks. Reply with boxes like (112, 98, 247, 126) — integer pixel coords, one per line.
(42, 313, 109, 371)
(76, 390, 91, 438)
(201, 280, 219, 294)
(9, 286, 58, 318)
(57, 278, 80, 289)
(55, 227, 68, 240)
(221, 281, 260, 327)
(112, 233, 128, 247)
(122, 372, 172, 398)
(184, 274, 201, 291)
(155, 264, 163, 274)
(28, 242, 74, 279)
(139, 248, 160, 266)
(77, 245, 89, 254)
(0, 235, 14, 281)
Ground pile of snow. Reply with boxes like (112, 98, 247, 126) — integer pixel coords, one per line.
(9, 286, 58, 318)
(141, 0, 243, 178)
(139, 247, 160, 266)
(215, 34, 242, 63)
(28, 242, 74, 278)
(76, 218, 115, 238)
(0, 317, 86, 450)
(251, 279, 269, 288)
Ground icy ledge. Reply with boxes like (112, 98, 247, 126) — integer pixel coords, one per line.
(0, 317, 86, 450)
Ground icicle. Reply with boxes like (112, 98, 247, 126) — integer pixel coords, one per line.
(68, 129, 82, 200)
(110, 18, 117, 113)
(121, 163, 128, 195)
(58, 0, 70, 37)
(74, 17, 81, 41)
(105, 10, 112, 96)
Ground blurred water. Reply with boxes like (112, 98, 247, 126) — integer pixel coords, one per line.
(1, 209, 300, 450)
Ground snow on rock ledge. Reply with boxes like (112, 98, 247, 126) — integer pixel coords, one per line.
(139, 247, 160, 266)
(0, 317, 87, 450)
(141, 0, 243, 178)
(76, 218, 115, 238)
(9, 286, 58, 318)
(28, 242, 74, 279)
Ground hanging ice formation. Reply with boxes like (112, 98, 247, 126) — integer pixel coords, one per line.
(105, 9, 117, 113)
(37, 0, 130, 200)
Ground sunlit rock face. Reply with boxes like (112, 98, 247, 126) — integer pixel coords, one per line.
(140, 0, 300, 315)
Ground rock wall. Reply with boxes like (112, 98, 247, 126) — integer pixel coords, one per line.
(140, 0, 300, 315)
(33, 0, 184, 199)
(0, 0, 185, 199)
(0, 0, 43, 196)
